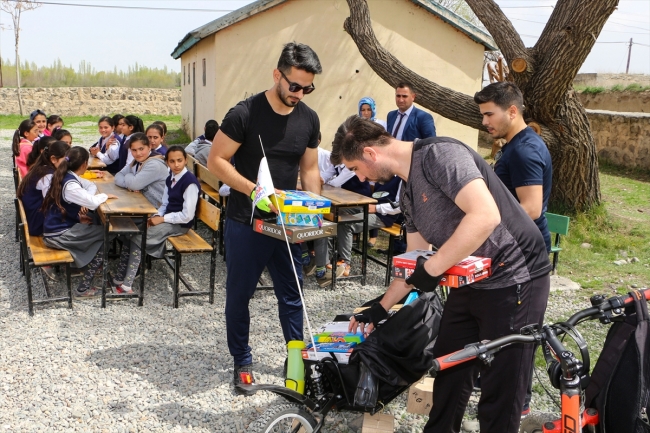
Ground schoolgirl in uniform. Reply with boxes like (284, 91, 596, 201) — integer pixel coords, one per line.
(13, 119, 39, 177)
(152, 120, 167, 143)
(53, 129, 73, 146)
(117, 115, 144, 170)
(147, 146, 200, 256)
(44, 115, 64, 136)
(41, 146, 118, 299)
(145, 124, 167, 156)
(25, 136, 57, 173)
(109, 133, 170, 294)
(30, 109, 47, 137)
(17, 140, 69, 237)
(89, 116, 121, 174)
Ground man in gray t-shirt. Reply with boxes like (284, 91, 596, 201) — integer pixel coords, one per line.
(332, 115, 551, 433)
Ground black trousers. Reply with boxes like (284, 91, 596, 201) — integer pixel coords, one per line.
(424, 274, 550, 433)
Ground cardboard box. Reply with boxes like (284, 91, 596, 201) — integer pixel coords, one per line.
(361, 413, 394, 433)
(301, 341, 356, 364)
(406, 377, 434, 415)
(392, 250, 492, 288)
(254, 219, 337, 243)
(277, 213, 323, 227)
(270, 190, 331, 214)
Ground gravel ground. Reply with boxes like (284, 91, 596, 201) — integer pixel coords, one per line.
(0, 127, 619, 432)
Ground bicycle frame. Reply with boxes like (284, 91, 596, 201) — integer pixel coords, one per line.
(431, 288, 650, 433)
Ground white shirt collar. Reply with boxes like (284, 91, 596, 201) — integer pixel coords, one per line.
(398, 104, 415, 117)
(171, 167, 188, 183)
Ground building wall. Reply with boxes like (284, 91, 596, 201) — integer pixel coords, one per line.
(0, 87, 180, 116)
(179, 36, 217, 138)
(180, 0, 485, 148)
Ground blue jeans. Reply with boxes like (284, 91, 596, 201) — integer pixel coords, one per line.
(224, 218, 304, 365)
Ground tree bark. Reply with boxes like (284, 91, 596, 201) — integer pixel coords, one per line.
(344, 0, 609, 212)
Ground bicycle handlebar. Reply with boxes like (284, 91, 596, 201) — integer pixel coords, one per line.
(431, 288, 649, 373)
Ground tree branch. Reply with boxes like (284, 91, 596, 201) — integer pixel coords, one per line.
(529, 0, 619, 120)
(464, 0, 526, 62)
(344, 0, 483, 130)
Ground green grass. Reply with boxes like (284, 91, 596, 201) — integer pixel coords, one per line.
(556, 163, 650, 294)
(575, 83, 650, 94)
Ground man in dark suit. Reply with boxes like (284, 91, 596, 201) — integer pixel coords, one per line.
(386, 82, 436, 141)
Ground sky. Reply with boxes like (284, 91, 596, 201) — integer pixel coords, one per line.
(0, 0, 648, 75)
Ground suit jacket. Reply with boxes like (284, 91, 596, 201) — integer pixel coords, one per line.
(387, 106, 436, 141)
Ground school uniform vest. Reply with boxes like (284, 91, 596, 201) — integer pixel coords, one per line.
(93, 136, 120, 175)
(374, 176, 402, 227)
(165, 171, 201, 228)
(155, 145, 168, 156)
(43, 173, 82, 237)
(337, 166, 371, 197)
(21, 169, 53, 236)
(118, 135, 132, 173)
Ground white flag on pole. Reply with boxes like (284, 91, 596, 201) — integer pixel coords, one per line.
(250, 156, 275, 223)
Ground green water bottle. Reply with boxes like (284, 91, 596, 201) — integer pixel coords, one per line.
(285, 340, 306, 394)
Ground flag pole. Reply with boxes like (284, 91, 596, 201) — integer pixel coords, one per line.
(258, 136, 317, 354)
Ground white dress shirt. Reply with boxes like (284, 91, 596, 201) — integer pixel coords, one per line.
(392, 104, 414, 140)
(62, 171, 108, 210)
(374, 180, 402, 216)
(155, 168, 199, 225)
(37, 174, 53, 197)
(95, 135, 120, 165)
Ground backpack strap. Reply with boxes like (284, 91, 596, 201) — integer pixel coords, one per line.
(632, 290, 650, 425)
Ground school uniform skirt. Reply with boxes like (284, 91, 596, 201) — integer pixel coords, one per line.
(146, 223, 189, 258)
(44, 224, 105, 268)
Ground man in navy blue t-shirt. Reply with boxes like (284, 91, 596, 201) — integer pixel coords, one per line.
(475, 82, 552, 253)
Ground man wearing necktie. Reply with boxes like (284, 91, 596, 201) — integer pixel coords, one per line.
(386, 82, 436, 141)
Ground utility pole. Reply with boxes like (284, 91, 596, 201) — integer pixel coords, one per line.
(626, 38, 633, 74)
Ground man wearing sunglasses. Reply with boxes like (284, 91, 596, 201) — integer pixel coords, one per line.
(207, 42, 322, 395)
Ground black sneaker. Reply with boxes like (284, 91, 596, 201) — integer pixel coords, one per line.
(303, 259, 317, 277)
(233, 364, 256, 396)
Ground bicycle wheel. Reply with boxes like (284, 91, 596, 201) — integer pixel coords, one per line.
(249, 402, 317, 433)
(519, 412, 557, 433)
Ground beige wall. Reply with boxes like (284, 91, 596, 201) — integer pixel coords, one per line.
(181, 0, 485, 148)
(180, 36, 217, 138)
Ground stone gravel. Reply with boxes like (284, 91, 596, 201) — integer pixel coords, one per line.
(0, 131, 622, 432)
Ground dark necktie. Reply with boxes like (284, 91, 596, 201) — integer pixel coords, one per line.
(171, 177, 176, 188)
(135, 162, 141, 172)
(392, 112, 406, 138)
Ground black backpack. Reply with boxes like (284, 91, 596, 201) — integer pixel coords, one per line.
(585, 291, 650, 433)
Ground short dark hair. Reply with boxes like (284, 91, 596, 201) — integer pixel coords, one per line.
(205, 121, 219, 141)
(330, 115, 392, 165)
(165, 145, 187, 161)
(396, 82, 415, 93)
(474, 81, 524, 112)
(277, 42, 322, 75)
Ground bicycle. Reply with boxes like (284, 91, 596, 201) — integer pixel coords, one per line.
(239, 288, 649, 433)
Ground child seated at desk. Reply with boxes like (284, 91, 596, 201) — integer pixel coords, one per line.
(111, 133, 169, 293)
(13, 119, 39, 178)
(89, 116, 121, 175)
(149, 146, 201, 255)
(42, 147, 118, 299)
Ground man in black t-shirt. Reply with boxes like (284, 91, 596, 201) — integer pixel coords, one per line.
(332, 115, 551, 433)
(207, 42, 322, 394)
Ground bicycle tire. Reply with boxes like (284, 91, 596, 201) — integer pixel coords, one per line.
(519, 412, 557, 433)
(249, 402, 317, 433)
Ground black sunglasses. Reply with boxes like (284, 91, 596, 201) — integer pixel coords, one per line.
(30, 109, 46, 119)
(279, 70, 315, 95)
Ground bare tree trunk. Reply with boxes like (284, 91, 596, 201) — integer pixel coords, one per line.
(344, 0, 607, 212)
(15, 39, 23, 115)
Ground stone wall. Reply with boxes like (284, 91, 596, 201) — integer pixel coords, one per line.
(587, 110, 650, 170)
(0, 87, 181, 116)
(579, 91, 650, 113)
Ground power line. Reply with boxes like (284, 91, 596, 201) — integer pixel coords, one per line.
(3, 0, 236, 12)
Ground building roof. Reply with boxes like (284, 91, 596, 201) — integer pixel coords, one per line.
(171, 0, 497, 59)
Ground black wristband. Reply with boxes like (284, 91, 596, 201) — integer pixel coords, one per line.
(405, 256, 443, 292)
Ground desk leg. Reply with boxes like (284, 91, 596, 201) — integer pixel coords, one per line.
(102, 219, 109, 308)
(361, 204, 369, 286)
(138, 219, 148, 307)
(331, 206, 339, 290)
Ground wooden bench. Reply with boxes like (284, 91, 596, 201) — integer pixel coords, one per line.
(362, 223, 404, 286)
(546, 212, 570, 275)
(163, 197, 221, 308)
(15, 198, 74, 316)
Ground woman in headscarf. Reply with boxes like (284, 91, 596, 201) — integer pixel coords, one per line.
(358, 97, 387, 130)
